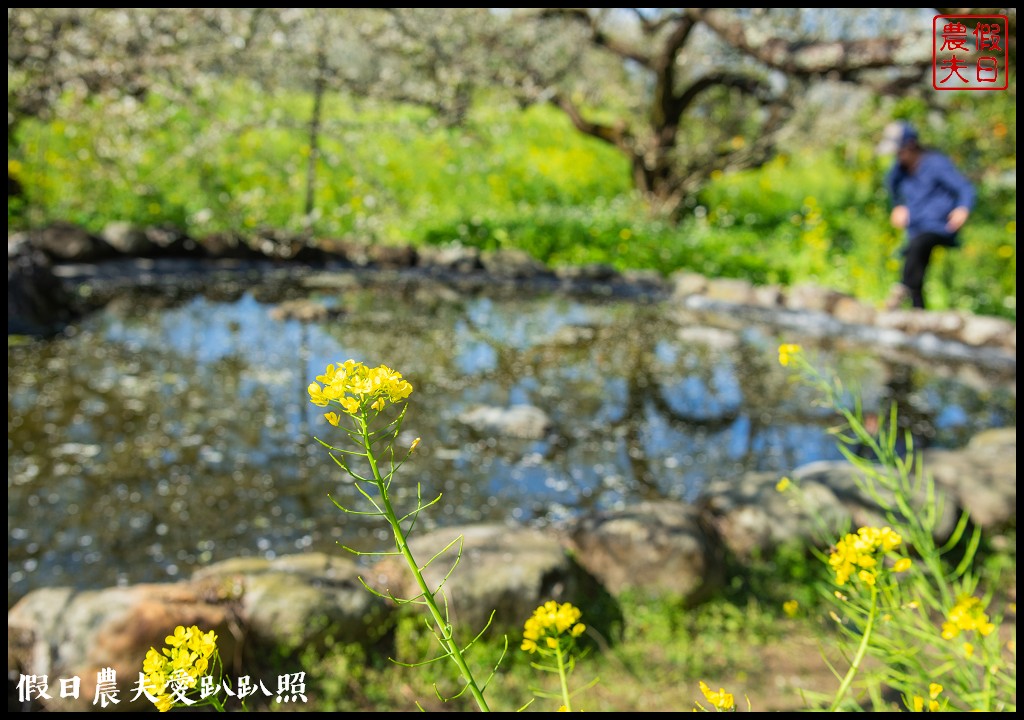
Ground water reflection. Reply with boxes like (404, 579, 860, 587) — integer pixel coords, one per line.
(7, 281, 1015, 606)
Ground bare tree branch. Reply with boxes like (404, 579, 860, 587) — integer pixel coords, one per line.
(628, 7, 686, 35)
(650, 14, 698, 129)
(550, 93, 633, 150)
(674, 73, 775, 118)
(536, 8, 653, 67)
(690, 8, 932, 77)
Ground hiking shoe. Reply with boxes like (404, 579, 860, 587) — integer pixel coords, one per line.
(884, 284, 909, 311)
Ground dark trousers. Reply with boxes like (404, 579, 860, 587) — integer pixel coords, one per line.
(901, 232, 952, 309)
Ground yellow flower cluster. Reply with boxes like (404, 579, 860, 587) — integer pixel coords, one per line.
(141, 625, 218, 712)
(828, 526, 907, 587)
(778, 343, 802, 367)
(521, 601, 585, 654)
(941, 595, 996, 640)
(308, 360, 413, 424)
(698, 680, 735, 711)
(910, 683, 944, 712)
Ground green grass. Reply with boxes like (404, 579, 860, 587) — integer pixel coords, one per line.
(292, 588, 806, 712)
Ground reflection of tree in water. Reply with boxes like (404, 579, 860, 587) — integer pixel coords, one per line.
(612, 312, 739, 501)
(446, 301, 811, 505)
(852, 362, 936, 459)
(883, 363, 936, 450)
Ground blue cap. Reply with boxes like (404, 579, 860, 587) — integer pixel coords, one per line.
(877, 121, 919, 154)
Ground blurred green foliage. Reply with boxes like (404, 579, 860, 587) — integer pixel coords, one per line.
(8, 80, 1015, 320)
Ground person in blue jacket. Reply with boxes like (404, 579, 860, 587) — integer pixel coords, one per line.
(879, 122, 975, 310)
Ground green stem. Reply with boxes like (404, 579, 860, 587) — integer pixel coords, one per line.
(556, 644, 572, 711)
(980, 645, 994, 712)
(829, 585, 878, 712)
(359, 415, 492, 712)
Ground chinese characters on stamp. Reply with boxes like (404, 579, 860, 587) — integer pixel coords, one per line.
(933, 14, 1009, 90)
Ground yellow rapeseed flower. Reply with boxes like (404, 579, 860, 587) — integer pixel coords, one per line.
(908, 683, 943, 712)
(941, 595, 996, 640)
(308, 360, 413, 416)
(783, 600, 799, 617)
(141, 625, 219, 712)
(521, 601, 585, 655)
(828, 526, 903, 586)
(778, 343, 802, 367)
(698, 680, 735, 711)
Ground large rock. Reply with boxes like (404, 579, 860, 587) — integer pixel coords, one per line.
(328, 239, 418, 268)
(554, 262, 620, 282)
(831, 295, 877, 326)
(100, 222, 153, 256)
(959, 314, 1015, 348)
(669, 270, 710, 298)
(700, 470, 853, 561)
(785, 284, 849, 314)
(193, 553, 393, 652)
(28, 222, 114, 262)
(457, 404, 553, 440)
(789, 460, 959, 542)
(752, 283, 785, 308)
(923, 428, 1017, 532)
(566, 501, 726, 606)
(144, 224, 201, 257)
(700, 431, 1016, 563)
(8, 233, 79, 336)
(480, 248, 554, 279)
(8, 554, 392, 712)
(365, 524, 603, 633)
(704, 277, 755, 305)
(100, 222, 201, 259)
(8, 580, 238, 712)
(416, 243, 483, 273)
(197, 232, 261, 260)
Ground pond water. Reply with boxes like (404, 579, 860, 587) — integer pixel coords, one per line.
(7, 274, 1016, 606)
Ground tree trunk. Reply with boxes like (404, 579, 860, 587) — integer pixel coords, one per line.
(630, 144, 684, 220)
(303, 42, 328, 226)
